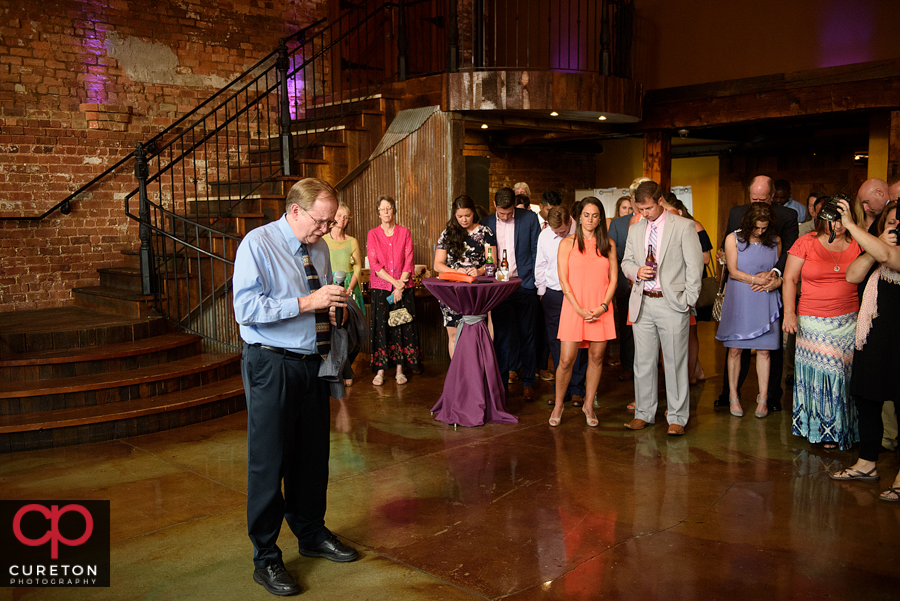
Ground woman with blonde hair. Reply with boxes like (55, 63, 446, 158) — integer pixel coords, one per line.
(324, 202, 364, 386)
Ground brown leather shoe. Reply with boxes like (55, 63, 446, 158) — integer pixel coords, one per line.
(624, 418, 649, 430)
(509, 370, 520, 384)
(523, 385, 535, 400)
(667, 423, 685, 436)
(538, 369, 555, 381)
(571, 395, 584, 407)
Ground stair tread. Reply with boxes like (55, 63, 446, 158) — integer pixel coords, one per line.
(72, 286, 155, 301)
(0, 332, 201, 368)
(0, 308, 159, 337)
(0, 353, 239, 399)
(0, 375, 245, 433)
(97, 266, 141, 276)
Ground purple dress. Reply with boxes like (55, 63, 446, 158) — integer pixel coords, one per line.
(716, 233, 782, 350)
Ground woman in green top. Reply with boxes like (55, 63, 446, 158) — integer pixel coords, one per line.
(324, 202, 364, 385)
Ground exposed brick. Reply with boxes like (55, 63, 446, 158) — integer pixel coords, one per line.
(0, 0, 326, 311)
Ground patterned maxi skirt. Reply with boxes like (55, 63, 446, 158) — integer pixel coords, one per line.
(792, 312, 858, 450)
(370, 288, 422, 372)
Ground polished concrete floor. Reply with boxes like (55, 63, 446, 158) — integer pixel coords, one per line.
(2, 322, 899, 600)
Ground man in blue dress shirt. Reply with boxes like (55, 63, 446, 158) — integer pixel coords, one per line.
(233, 178, 357, 596)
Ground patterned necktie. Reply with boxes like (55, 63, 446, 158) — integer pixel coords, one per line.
(645, 222, 658, 291)
(299, 243, 331, 357)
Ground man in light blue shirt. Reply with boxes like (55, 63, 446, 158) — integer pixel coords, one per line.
(233, 178, 357, 597)
(774, 179, 808, 222)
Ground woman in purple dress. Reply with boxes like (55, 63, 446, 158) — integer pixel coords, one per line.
(716, 203, 783, 418)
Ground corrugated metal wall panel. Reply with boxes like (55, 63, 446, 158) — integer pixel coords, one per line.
(339, 108, 452, 365)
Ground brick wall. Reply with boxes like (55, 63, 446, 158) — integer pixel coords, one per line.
(0, 0, 325, 310)
(464, 131, 597, 209)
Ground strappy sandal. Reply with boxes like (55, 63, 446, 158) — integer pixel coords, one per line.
(372, 374, 384, 386)
(344, 378, 353, 387)
(829, 467, 879, 482)
(879, 487, 900, 502)
(395, 373, 408, 385)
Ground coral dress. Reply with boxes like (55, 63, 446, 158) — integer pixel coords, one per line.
(558, 237, 616, 345)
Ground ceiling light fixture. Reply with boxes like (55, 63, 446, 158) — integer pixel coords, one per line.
(481, 124, 488, 129)
(550, 111, 559, 117)
(598, 115, 607, 121)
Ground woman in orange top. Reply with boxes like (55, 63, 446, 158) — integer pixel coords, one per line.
(783, 197, 862, 450)
(550, 197, 617, 427)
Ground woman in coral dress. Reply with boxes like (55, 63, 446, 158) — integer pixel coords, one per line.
(550, 197, 617, 427)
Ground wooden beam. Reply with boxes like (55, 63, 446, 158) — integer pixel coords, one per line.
(640, 60, 900, 131)
(890, 110, 900, 181)
(641, 77, 900, 130)
(643, 132, 671, 191)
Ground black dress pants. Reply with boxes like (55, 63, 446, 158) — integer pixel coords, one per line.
(242, 344, 331, 568)
(541, 289, 587, 397)
(493, 286, 537, 388)
(614, 288, 634, 371)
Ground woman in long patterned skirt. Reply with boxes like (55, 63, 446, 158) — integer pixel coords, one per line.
(783, 198, 862, 450)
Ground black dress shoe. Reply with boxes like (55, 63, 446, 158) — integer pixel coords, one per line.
(768, 400, 782, 412)
(298, 534, 359, 563)
(253, 562, 301, 596)
(713, 397, 729, 408)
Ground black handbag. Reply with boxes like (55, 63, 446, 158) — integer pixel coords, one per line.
(695, 261, 719, 322)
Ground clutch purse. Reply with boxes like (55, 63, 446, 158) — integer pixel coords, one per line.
(388, 307, 413, 327)
(438, 272, 475, 283)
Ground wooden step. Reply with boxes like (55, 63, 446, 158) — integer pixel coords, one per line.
(72, 285, 158, 318)
(0, 353, 240, 411)
(98, 266, 143, 293)
(0, 332, 202, 383)
(0, 309, 169, 357)
(0, 375, 246, 453)
(0, 374, 245, 434)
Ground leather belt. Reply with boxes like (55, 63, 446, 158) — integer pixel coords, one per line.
(252, 344, 320, 361)
(642, 290, 664, 298)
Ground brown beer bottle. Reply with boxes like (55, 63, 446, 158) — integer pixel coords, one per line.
(499, 249, 510, 280)
(645, 244, 657, 280)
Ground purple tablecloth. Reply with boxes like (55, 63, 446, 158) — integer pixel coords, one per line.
(423, 277, 521, 427)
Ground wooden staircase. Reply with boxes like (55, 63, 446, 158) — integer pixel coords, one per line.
(0, 307, 244, 453)
(0, 91, 403, 453)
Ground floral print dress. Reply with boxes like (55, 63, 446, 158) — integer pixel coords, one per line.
(435, 224, 497, 326)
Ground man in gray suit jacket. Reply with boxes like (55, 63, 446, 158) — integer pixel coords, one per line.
(620, 181, 704, 436)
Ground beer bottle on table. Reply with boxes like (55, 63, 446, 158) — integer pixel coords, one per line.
(484, 247, 496, 278)
(499, 249, 510, 281)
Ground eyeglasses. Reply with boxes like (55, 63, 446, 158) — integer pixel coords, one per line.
(301, 206, 337, 230)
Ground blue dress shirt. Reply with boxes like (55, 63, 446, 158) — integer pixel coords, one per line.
(233, 214, 333, 353)
(784, 198, 808, 223)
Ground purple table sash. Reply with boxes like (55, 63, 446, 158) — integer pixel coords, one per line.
(423, 277, 521, 427)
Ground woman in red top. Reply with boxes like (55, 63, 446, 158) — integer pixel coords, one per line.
(783, 199, 862, 450)
(366, 195, 420, 385)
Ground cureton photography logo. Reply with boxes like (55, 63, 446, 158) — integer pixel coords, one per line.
(1, 500, 110, 588)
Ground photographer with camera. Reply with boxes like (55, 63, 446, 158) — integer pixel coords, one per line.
(782, 195, 862, 450)
(829, 198, 900, 502)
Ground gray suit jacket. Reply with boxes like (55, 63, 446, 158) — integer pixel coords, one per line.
(620, 213, 704, 323)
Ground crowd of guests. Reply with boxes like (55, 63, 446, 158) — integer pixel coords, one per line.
(232, 174, 900, 597)
(326, 173, 900, 503)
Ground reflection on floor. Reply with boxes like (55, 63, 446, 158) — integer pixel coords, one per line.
(3, 322, 899, 600)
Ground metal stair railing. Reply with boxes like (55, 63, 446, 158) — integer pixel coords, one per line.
(125, 1, 410, 351)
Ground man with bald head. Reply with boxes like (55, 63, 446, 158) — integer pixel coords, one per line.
(887, 174, 900, 204)
(858, 178, 890, 234)
(714, 175, 799, 412)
